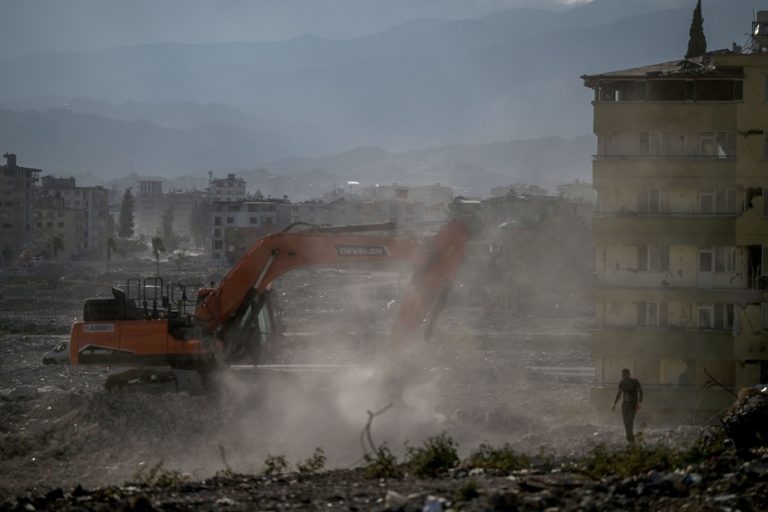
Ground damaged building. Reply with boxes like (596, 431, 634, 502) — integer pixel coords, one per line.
(582, 22, 768, 421)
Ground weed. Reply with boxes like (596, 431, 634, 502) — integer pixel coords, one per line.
(297, 447, 326, 474)
(575, 442, 682, 479)
(468, 443, 530, 473)
(363, 444, 402, 478)
(404, 432, 459, 478)
(128, 461, 188, 487)
(263, 454, 290, 476)
(453, 479, 480, 502)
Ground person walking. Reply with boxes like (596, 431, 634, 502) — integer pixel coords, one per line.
(612, 368, 643, 444)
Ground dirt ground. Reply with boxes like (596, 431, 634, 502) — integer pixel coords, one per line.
(0, 261, 699, 505)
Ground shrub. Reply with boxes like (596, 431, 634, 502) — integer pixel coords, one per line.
(129, 461, 188, 487)
(576, 443, 681, 479)
(263, 454, 290, 476)
(297, 447, 326, 474)
(363, 445, 402, 478)
(454, 479, 480, 502)
(404, 432, 459, 478)
(468, 443, 530, 473)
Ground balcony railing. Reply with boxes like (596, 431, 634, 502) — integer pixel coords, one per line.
(593, 211, 739, 218)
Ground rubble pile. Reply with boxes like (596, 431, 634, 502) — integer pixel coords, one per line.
(722, 385, 768, 450)
(2, 446, 767, 511)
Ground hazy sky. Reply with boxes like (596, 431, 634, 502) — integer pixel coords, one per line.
(0, 0, 592, 59)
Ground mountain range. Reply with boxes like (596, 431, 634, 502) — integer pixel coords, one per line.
(0, 0, 763, 193)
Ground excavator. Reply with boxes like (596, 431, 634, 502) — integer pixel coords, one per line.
(69, 220, 467, 388)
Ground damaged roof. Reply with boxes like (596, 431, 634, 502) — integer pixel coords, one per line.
(582, 50, 742, 86)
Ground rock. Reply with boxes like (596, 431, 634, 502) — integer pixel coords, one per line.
(385, 490, 407, 511)
(0, 385, 39, 401)
(421, 495, 446, 512)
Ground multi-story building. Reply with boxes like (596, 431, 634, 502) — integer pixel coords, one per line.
(166, 189, 202, 239)
(209, 199, 293, 262)
(0, 153, 40, 262)
(39, 176, 109, 256)
(211, 173, 246, 203)
(136, 179, 163, 237)
(292, 198, 425, 229)
(33, 195, 86, 260)
(582, 28, 768, 420)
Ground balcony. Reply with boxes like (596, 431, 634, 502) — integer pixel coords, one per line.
(591, 328, 733, 360)
(594, 286, 763, 304)
(593, 156, 737, 188)
(593, 213, 735, 245)
(593, 102, 737, 132)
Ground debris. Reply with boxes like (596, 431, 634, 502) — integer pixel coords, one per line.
(721, 385, 768, 449)
(0, 385, 39, 401)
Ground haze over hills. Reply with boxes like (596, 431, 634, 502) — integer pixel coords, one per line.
(0, 0, 762, 192)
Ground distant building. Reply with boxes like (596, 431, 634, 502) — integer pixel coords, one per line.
(209, 198, 293, 262)
(166, 189, 203, 239)
(410, 183, 454, 208)
(556, 180, 596, 204)
(33, 195, 85, 260)
(39, 175, 110, 256)
(490, 183, 548, 198)
(0, 153, 40, 261)
(292, 197, 425, 228)
(582, 18, 768, 420)
(211, 173, 246, 203)
(136, 179, 163, 237)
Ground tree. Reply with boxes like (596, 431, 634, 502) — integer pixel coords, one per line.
(118, 187, 135, 238)
(151, 237, 165, 276)
(161, 204, 177, 251)
(685, 0, 707, 58)
(50, 236, 64, 261)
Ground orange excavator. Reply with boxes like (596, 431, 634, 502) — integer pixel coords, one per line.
(69, 220, 467, 382)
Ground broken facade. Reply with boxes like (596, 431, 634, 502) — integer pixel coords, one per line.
(583, 48, 768, 420)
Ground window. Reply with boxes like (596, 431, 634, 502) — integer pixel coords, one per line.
(715, 189, 737, 213)
(714, 303, 734, 330)
(699, 191, 715, 213)
(763, 303, 768, 331)
(639, 132, 668, 155)
(697, 304, 714, 329)
(250, 217, 258, 225)
(638, 245, 670, 271)
(715, 246, 737, 272)
(214, 216, 222, 226)
(213, 228, 221, 237)
(226, 217, 234, 224)
(637, 301, 668, 327)
(213, 240, 223, 249)
(263, 217, 273, 226)
(57, 222, 64, 228)
(700, 133, 716, 156)
(638, 189, 667, 213)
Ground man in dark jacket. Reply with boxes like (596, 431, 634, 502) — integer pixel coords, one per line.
(612, 368, 643, 444)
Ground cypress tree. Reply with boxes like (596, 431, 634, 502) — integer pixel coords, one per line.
(118, 187, 135, 238)
(685, 0, 707, 58)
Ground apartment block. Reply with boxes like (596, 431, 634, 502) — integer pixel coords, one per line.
(0, 153, 40, 262)
(136, 180, 163, 237)
(33, 195, 85, 260)
(39, 175, 109, 256)
(209, 199, 293, 262)
(211, 173, 246, 203)
(582, 42, 768, 419)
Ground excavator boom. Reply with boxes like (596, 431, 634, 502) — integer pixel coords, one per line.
(70, 220, 467, 373)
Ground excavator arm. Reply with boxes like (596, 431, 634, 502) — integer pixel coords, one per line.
(197, 220, 467, 353)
